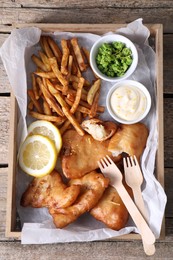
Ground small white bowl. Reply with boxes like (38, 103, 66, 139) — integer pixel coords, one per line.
(90, 34, 138, 82)
(106, 80, 151, 124)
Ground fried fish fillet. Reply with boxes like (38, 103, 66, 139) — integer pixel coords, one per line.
(21, 170, 80, 209)
(90, 184, 132, 230)
(108, 123, 149, 161)
(81, 119, 118, 141)
(61, 129, 121, 179)
(49, 171, 109, 228)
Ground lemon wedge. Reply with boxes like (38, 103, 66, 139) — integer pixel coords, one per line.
(19, 134, 57, 177)
(27, 120, 62, 154)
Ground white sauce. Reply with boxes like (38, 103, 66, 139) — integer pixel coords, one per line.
(110, 85, 147, 121)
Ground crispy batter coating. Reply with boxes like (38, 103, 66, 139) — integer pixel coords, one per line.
(108, 123, 149, 160)
(61, 129, 121, 179)
(49, 171, 109, 228)
(21, 170, 80, 209)
(90, 184, 132, 230)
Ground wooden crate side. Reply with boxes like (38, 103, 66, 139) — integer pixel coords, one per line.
(155, 24, 164, 188)
(155, 24, 165, 239)
(5, 91, 19, 238)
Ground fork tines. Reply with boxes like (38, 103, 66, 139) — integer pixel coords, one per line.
(123, 155, 138, 168)
(98, 155, 114, 169)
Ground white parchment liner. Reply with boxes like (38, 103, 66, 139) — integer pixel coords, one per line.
(0, 19, 167, 244)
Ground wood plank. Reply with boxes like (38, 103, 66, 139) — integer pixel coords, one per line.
(1, 0, 173, 8)
(166, 218, 173, 241)
(0, 168, 8, 241)
(0, 97, 10, 165)
(0, 7, 173, 33)
(165, 168, 173, 218)
(0, 34, 11, 93)
(164, 98, 173, 168)
(163, 34, 173, 93)
(0, 62, 10, 94)
(0, 240, 173, 259)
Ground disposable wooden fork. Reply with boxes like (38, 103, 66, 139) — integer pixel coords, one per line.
(98, 155, 155, 255)
(123, 155, 156, 255)
(123, 156, 147, 220)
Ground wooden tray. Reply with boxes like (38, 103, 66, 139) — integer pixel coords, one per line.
(5, 23, 164, 240)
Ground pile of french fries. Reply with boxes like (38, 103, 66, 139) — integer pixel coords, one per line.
(28, 35, 104, 136)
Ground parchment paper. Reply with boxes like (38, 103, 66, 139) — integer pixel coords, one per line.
(0, 18, 167, 244)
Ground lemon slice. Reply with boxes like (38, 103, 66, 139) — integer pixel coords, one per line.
(19, 134, 57, 177)
(27, 120, 62, 154)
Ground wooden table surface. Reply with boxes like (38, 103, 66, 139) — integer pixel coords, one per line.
(0, 1, 173, 259)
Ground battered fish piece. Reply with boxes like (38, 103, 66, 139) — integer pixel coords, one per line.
(61, 129, 121, 179)
(81, 119, 118, 141)
(108, 123, 149, 161)
(49, 171, 109, 228)
(90, 184, 132, 230)
(21, 170, 80, 209)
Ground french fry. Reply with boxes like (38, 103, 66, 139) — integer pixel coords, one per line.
(48, 85, 85, 136)
(67, 55, 73, 80)
(49, 57, 68, 87)
(31, 73, 39, 100)
(75, 111, 82, 124)
(67, 39, 81, 76)
(29, 111, 65, 123)
(27, 89, 43, 113)
(81, 47, 90, 66)
(35, 67, 44, 73)
(31, 54, 48, 72)
(69, 75, 80, 83)
(38, 51, 51, 71)
(41, 36, 54, 58)
(75, 105, 90, 115)
(60, 55, 73, 95)
(70, 77, 85, 114)
(70, 75, 90, 87)
(83, 113, 88, 118)
(59, 120, 71, 135)
(54, 83, 87, 102)
(61, 39, 70, 76)
(65, 98, 90, 114)
(67, 93, 104, 113)
(72, 81, 88, 95)
(34, 71, 56, 79)
(89, 89, 100, 118)
(47, 36, 62, 64)
(50, 83, 63, 92)
(50, 78, 61, 84)
(71, 38, 87, 72)
(37, 77, 64, 117)
(80, 99, 105, 113)
(43, 100, 52, 115)
(28, 101, 34, 110)
(87, 79, 101, 105)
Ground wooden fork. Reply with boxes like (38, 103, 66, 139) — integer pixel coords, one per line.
(98, 155, 155, 253)
(123, 156, 147, 221)
(123, 155, 156, 255)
